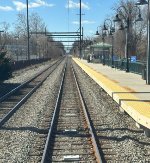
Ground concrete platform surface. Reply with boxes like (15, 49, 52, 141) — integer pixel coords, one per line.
(73, 58, 150, 130)
(81, 59, 150, 100)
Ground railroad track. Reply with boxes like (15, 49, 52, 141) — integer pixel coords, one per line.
(0, 58, 65, 127)
(72, 60, 132, 162)
(0, 61, 58, 98)
(41, 59, 102, 162)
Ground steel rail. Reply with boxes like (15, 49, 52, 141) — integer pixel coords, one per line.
(0, 58, 62, 103)
(0, 58, 65, 127)
(41, 60, 102, 163)
(72, 65, 102, 163)
(41, 62, 67, 163)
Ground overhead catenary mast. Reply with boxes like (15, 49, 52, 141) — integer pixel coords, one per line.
(79, 0, 82, 58)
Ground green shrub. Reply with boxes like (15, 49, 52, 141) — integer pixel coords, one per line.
(0, 51, 12, 81)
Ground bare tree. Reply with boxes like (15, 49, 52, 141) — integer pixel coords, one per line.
(14, 13, 27, 38)
(30, 12, 45, 32)
(112, 0, 147, 60)
(0, 22, 11, 47)
(14, 12, 64, 59)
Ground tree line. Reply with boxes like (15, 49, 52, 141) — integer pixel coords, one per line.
(71, 0, 147, 62)
(0, 12, 65, 60)
(96, 0, 147, 61)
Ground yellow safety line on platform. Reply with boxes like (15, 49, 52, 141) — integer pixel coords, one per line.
(73, 58, 150, 129)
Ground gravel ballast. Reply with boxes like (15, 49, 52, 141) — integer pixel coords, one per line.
(0, 58, 149, 163)
(0, 60, 58, 98)
(72, 60, 150, 162)
(5, 60, 56, 84)
(0, 60, 65, 162)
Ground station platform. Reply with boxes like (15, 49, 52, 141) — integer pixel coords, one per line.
(73, 58, 150, 133)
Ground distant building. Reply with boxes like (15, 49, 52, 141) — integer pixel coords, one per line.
(90, 42, 112, 60)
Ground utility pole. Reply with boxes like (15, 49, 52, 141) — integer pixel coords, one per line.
(26, 0, 30, 60)
(79, 0, 82, 58)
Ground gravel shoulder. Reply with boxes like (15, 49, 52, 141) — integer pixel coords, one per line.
(0, 60, 65, 163)
(5, 60, 56, 84)
(0, 60, 57, 98)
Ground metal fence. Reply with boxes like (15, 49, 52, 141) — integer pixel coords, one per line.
(10, 58, 51, 71)
(91, 58, 146, 79)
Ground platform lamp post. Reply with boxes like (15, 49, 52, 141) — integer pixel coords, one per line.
(136, 0, 150, 84)
(113, 5, 143, 72)
(95, 26, 101, 36)
(102, 19, 115, 67)
(95, 26, 107, 65)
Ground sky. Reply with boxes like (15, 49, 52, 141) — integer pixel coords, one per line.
(0, 0, 118, 46)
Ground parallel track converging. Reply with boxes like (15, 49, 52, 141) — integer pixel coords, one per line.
(41, 59, 102, 162)
(0, 59, 64, 127)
